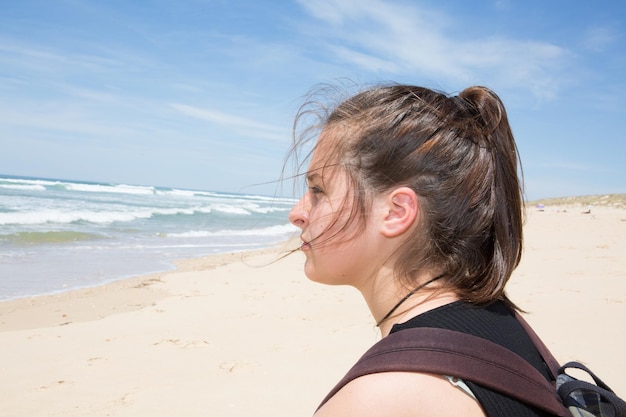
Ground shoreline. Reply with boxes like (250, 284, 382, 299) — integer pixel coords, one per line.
(0, 242, 294, 332)
(1, 238, 373, 416)
(1, 205, 625, 416)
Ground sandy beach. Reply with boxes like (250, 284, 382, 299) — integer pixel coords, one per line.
(1, 201, 625, 416)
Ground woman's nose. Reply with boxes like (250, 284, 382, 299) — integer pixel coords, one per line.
(289, 195, 309, 228)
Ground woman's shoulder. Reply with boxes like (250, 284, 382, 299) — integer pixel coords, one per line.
(314, 371, 486, 417)
(392, 300, 521, 345)
(388, 300, 552, 417)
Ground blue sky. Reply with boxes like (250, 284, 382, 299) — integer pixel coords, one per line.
(1, 0, 624, 199)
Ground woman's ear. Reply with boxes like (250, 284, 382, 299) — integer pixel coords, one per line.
(380, 187, 419, 238)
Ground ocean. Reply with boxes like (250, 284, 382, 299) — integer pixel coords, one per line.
(0, 175, 298, 301)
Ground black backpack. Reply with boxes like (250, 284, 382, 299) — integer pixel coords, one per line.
(317, 313, 626, 417)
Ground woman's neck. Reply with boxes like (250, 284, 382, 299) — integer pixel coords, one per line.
(376, 292, 460, 336)
(358, 269, 459, 337)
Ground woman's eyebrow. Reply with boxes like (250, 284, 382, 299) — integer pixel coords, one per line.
(307, 172, 321, 182)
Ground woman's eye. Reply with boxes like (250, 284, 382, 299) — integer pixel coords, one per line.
(310, 186, 323, 194)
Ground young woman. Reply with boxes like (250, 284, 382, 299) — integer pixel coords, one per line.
(287, 84, 553, 416)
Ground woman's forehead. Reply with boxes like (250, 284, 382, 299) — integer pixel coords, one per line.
(307, 147, 345, 188)
(308, 132, 334, 172)
(310, 127, 344, 166)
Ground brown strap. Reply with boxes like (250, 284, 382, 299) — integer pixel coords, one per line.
(316, 327, 569, 416)
(514, 311, 562, 379)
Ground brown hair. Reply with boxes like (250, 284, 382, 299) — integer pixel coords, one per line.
(289, 83, 524, 306)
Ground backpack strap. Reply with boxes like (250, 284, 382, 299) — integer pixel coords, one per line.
(316, 327, 569, 416)
(514, 311, 562, 379)
(516, 313, 626, 416)
(557, 362, 626, 417)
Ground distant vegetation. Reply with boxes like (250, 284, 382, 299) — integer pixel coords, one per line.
(527, 194, 626, 209)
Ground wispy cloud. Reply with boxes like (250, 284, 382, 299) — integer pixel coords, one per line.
(297, 0, 571, 100)
(0, 101, 142, 139)
(0, 36, 159, 84)
(171, 103, 288, 142)
(581, 26, 618, 52)
(330, 45, 399, 72)
(494, 0, 512, 11)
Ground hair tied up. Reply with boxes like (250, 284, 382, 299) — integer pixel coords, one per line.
(456, 86, 505, 136)
(451, 95, 469, 112)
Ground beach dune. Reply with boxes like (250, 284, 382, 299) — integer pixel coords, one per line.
(1, 203, 625, 416)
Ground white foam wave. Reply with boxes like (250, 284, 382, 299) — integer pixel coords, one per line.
(0, 177, 158, 196)
(65, 183, 155, 195)
(0, 209, 155, 225)
(0, 201, 289, 225)
(198, 191, 296, 205)
(168, 224, 298, 238)
(192, 190, 220, 197)
(159, 188, 224, 198)
(0, 184, 46, 191)
(238, 194, 298, 204)
(0, 177, 61, 187)
(210, 204, 251, 215)
(158, 188, 197, 197)
(204, 201, 291, 215)
(0, 205, 195, 225)
(247, 206, 291, 214)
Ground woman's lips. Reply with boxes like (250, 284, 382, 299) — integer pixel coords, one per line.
(300, 237, 311, 251)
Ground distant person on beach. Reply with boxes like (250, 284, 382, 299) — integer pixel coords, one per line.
(287, 84, 553, 416)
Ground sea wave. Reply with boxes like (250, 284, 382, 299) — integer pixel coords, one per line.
(0, 177, 61, 187)
(209, 204, 252, 215)
(158, 188, 198, 197)
(0, 184, 46, 191)
(0, 176, 298, 206)
(0, 209, 154, 225)
(167, 224, 297, 238)
(0, 202, 288, 225)
(1, 231, 104, 245)
(63, 182, 156, 195)
(0, 176, 159, 196)
(0, 175, 297, 300)
(215, 194, 298, 205)
(248, 206, 291, 214)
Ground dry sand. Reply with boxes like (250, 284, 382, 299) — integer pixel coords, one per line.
(1, 202, 625, 416)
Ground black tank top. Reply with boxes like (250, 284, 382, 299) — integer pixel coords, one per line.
(390, 300, 553, 417)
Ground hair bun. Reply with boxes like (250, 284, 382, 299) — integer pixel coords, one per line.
(457, 86, 506, 135)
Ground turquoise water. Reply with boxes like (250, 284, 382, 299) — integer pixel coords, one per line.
(0, 175, 297, 301)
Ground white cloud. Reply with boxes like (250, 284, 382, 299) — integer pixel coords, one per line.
(581, 26, 618, 52)
(0, 36, 156, 80)
(297, 0, 571, 100)
(0, 101, 141, 138)
(330, 45, 399, 72)
(170, 103, 287, 142)
(494, 0, 511, 10)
